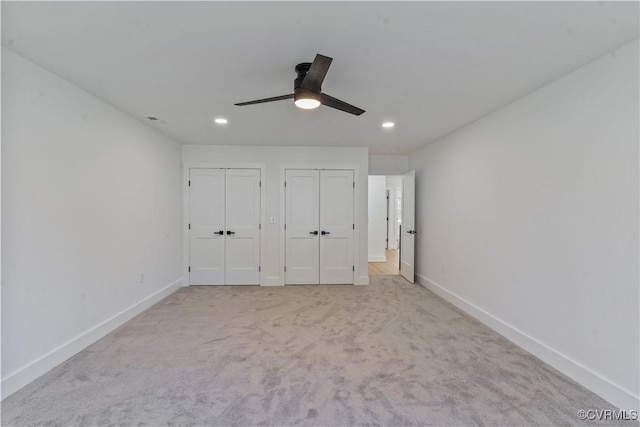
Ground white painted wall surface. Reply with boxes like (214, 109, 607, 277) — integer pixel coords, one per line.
(182, 145, 369, 285)
(368, 176, 387, 262)
(369, 154, 409, 175)
(386, 176, 402, 250)
(1, 49, 183, 398)
(409, 40, 639, 411)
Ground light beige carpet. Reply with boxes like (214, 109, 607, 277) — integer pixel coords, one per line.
(1, 276, 624, 426)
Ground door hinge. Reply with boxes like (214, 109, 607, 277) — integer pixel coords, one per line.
(259, 266, 261, 272)
(188, 266, 191, 272)
(284, 266, 287, 272)
(188, 223, 191, 230)
(352, 265, 355, 271)
(188, 180, 191, 187)
(284, 181, 287, 188)
(259, 223, 261, 230)
(352, 224, 355, 230)
(353, 182, 355, 188)
(284, 224, 287, 230)
(259, 180, 262, 187)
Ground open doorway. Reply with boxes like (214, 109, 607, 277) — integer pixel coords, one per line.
(368, 175, 402, 276)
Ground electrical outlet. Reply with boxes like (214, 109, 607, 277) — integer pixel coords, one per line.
(270, 216, 275, 224)
(140, 272, 145, 283)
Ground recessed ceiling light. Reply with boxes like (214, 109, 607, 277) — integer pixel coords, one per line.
(382, 121, 395, 128)
(389, 149, 398, 153)
(214, 117, 228, 125)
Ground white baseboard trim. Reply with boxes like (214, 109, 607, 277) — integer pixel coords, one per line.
(368, 256, 387, 262)
(356, 275, 370, 286)
(415, 273, 639, 412)
(262, 276, 284, 287)
(263, 274, 365, 286)
(1, 278, 183, 400)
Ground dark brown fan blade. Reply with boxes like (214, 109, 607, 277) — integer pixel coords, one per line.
(235, 94, 294, 106)
(300, 54, 333, 91)
(320, 93, 365, 116)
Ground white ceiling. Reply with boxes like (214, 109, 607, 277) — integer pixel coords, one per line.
(2, 2, 638, 154)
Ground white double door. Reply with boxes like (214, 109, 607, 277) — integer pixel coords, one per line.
(285, 169, 354, 285)
(189, 168, 260, 285)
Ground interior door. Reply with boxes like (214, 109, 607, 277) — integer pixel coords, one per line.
(189, 168, 225, 285)
(285, 170, 320, 284)
(400, 170, 416, 283)
(320, 170, 354, 284)
(225, 169, 260, 285)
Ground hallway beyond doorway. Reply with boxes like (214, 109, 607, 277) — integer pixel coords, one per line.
(368, 249, 399, 276)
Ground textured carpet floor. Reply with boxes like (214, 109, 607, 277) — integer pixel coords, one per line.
(2, 276, 625, 426)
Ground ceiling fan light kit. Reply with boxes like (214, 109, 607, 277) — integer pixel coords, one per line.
(294, 89, 321, 110)
(235, 54, 365, 116)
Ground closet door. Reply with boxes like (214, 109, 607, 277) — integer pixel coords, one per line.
(189, 169, 225, 285)
(320, 170, 354, 284)
(225, 169, 261, 285)
(285, 169, 320, 284)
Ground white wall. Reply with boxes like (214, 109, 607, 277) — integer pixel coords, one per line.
(386, 176, 402, 250)
(409, 40, 639, 411)
(1, 48, 183, 398)
(368, 176, 387, 262)
(182, 145, 369, 285)
(369, 154, 409, 175)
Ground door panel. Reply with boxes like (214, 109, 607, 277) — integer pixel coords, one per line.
(285, 170, 320, 285)
(189, 169, 225, 285)
(320, 170, 354, 284)
(225, 169, 261, 285)
(285, 170, 320, 284)
(400, 170, 416, 283)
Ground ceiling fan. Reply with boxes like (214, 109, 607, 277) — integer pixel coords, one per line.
(234, 54, 365, 116)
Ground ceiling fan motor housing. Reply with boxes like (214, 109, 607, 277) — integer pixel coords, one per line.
(294, 63, 312, 88)
(294, 62, 319, 103)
